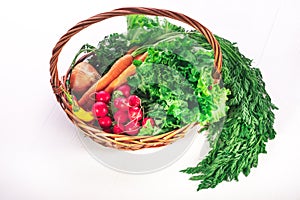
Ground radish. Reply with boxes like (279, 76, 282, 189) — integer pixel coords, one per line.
(128, 95, 141, 107)
(113, 124, 125, 134)
(92, 102, 109, 118)
(103, 128, 112, 133)
(113, 110, 128, 124)
(117, 84, 131, 97)
(128, 107, 143, 121)
(98, 116, 112, 128)
(125, 121, 141, 135)
(95, 91, 111, 104)
(113, 97, 129, 111)
(142, 118, 156, 127)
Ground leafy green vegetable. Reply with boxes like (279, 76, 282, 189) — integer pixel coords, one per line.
(72, 33, 131, 77)
(128, 60, 200, 134)
(138, 120, 160, 136)
(180, 32, 278, 190)
(127, 14, 185, 46)
(88, 33, 131, 76)
(128, 36, 229, 134)
(127, 15, 277, 191)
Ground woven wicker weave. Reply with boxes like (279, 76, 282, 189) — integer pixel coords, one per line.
(49, 7, 222, 150)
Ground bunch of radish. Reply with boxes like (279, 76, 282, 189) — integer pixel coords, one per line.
(92, 84, 155, 136)
(92, 90, 112, 132)
(112, 84, 143, 135)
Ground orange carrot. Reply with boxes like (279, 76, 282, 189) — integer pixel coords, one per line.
(78, 54, 133, 108)
(104, 64, 136, 94)
(134, 51, 148, 62)
(104, 52, 148, 94)
(126, 46, 138, 55)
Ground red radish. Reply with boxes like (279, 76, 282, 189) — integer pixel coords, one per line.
(112, 124, 125, 134)
(92, 102, 109, 118)
(125, 121, 141, 135)
(117, 84, 131, 97)
(103, 128, 112, 133)
(128, 107, 143, 121)
(113, 110, 128, 124)
(98, 116, 112, 128)
(113, 97, 129, 111)
(93, 101, 106, 107)
(142, 118, 156, 127)
(95, 91, 110, 104)
(129, 106, 140, 111)
(128, 95, 141, 107)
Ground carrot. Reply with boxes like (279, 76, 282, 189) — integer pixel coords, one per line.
(104, 65, 136, 94)
(126, 46, 138, 55)
(134, 51, 148, 61)
(104, 52, 148, 94)
(78, 54, 133, 108)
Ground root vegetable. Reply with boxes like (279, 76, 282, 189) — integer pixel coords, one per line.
(113, 110, 128, 124)
(113, 124, 125, 134)
(92, 102, 109, 118)
(70, 62, 100, 97)
(78, 54, 133, 107)
(125, 121, 141, 136)
(128, 107, 143, 121)
(128, 95, 141, 107)
(142, 118, 156, 127)
(95, 91, 111, 104)
(98, 116, 112, 128)
(113, 97, 129, 111)
(116, 84, 131, 97)
(104, 52, 148, 94)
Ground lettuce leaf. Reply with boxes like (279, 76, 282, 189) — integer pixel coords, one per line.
(128, 35, 229, 134)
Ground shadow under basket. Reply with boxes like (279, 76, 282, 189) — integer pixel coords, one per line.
(49, 7, 223, 151)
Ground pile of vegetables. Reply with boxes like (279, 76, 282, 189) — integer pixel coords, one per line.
(67, 16, 228, 137)
(66, 14, 277, 190)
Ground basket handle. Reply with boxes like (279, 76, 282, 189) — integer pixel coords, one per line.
(50, 7, 222, 105)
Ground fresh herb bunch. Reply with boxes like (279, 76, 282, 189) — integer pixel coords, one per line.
(126, 15, 277, 190)
(180, 33, 278, 190)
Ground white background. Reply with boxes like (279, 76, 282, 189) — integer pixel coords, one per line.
(0, 0, 300, 199)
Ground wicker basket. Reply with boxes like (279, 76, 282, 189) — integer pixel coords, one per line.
(49, 7, 222, 151)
